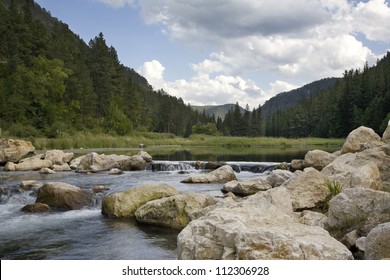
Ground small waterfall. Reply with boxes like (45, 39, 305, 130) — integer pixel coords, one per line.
(227, 162, 279, 173)
(147, 161, 194, 172)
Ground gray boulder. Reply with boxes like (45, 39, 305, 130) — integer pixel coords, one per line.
(178, 188, 352, 260)
(327, 188, 390, 236)
(365, 222, 390, 260)
(101, 183, 178, 218)
(304, 149, 337, 171)
(118, 155, 146, 171)
(266, 169, 293, 188)
(0, 139, 35, 164)
(135, 192, 217, 229)
(76, 152, 130, 173)
(44, 150, 74, 165)
(282, 167, 329, 211)
(181, 165, 237, 183)
(222, 178, 271, 196)
(4, 158, 53, 171)
(341, 126, 382, 154)
(36, 182, 92, 210)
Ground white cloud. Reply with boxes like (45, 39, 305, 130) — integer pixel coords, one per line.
(138, 59, 267, 106)
(137, 60, 166, 89)
(96, 0, 135, 8)
(352, 0, 390, 42)
(133, 0, 388, 106)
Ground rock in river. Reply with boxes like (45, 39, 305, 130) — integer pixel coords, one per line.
(36, 182, 92, 210)
(101, 183, 178, 218)
(0, 139, 35, 164)
(135, 192, 217, 229)
(181, 165, 237, 184)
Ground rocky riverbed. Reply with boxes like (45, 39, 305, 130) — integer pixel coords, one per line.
(1, 123, 390, 260)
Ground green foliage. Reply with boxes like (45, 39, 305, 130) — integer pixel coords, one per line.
(320, 178, 343, 212)
(0, 1, 215, 138)
(192, 123, 219, 136)
(263, 54, 390, 138)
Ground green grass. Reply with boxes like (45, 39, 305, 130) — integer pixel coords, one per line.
(4, 131, 344, 150)
(318, 179, 343, 213)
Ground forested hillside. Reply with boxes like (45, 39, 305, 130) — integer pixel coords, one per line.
(0, 0, 214, 138)
(1, 0, 389, 140)
(263, 55, 390, 138)
(261, 78, 340, 118)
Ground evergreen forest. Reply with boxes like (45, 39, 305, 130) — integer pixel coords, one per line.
(1, 0, 389, 140)
(0, 0, 214, 138)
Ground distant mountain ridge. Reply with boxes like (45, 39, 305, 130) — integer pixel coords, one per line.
(191, 103, 246, 120)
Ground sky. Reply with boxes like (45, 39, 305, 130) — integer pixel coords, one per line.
(34, 0, 390, 108)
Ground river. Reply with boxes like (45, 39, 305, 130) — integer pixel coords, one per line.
(0, 145, 337, 260)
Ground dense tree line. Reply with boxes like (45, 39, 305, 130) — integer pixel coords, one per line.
(213, 54, 390, 138)
(263, 54, 390, 138)
(0, 0, 214, 137)
(1, 0, 389, 140)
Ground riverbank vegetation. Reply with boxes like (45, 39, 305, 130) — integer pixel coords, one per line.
(8, 131, 344, 150)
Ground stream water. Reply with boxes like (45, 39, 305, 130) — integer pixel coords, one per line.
(0, 146, 338, 260)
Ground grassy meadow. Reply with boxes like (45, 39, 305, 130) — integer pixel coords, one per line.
(21, 131, 344, 150)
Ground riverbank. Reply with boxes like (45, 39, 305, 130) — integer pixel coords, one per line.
(3, 131, 345, 150)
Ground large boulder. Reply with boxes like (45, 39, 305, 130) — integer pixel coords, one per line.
(266, 169, 293, 188)
(4, 158, 53, 171)
(178, 188, 352, 260)
(76, 152, 130, 173)
(304, 150, 337, 171)
(322, 147, 389, 191)
(135, 192, 217, 229)
(364, 222, 390, 260)
(0, 139, 35, 164)
(327, 188, 390, 236)
(341, 126, 382, 154)
(118, 155, 146, 171)
(36, 182, 92, 210)
(282, 167, 329, 211)
(69, 155, 84, 170)
(222, 178, 271, 196)
(137, 151, 152, 162)
(181, 165, 237, 183)
(101, 183, 178, 218)
(44, 150, 74, 165)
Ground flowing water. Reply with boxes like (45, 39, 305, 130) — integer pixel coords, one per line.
(0, 146, 337, 260)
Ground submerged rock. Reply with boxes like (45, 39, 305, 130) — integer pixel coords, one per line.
(21, 203, 52, 213)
